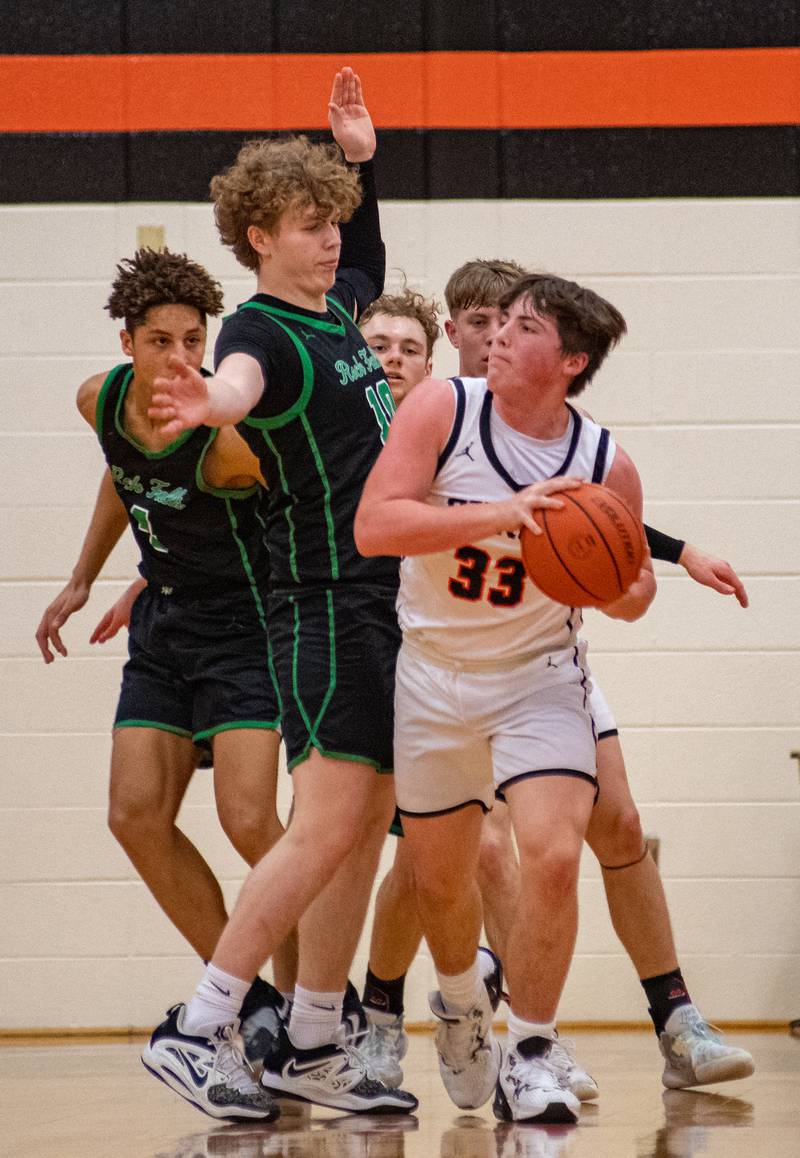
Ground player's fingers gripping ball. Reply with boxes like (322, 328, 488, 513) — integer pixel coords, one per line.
(520, 482, 646, 607)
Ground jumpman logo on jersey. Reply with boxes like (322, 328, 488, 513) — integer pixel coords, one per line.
(457, 441, 476, 462)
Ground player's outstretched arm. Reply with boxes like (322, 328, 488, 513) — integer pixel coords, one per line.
(148, 353, 265, 438)
(355, 379, 582, 557)
(35, 470, 129, 662)
(328, 67, 376, 162)
(600, 447, 656, 622)
(679, 542, 749, 608)
(90, 577, 147, 645)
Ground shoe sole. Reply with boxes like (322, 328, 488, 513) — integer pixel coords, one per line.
(493, 1080, 579, 1125)
(663, 1055, 755, 1089)
(142, 1056, 279, 1122)
(260, 1077, 418, 1115)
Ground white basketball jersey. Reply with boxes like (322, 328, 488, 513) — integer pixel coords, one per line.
(397, 377, 616, 668)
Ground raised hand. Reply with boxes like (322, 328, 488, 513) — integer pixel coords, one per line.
(148, 355, 210, 438)
(328, 67, 376, 163)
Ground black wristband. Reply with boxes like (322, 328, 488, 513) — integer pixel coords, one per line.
(644, 524, 685, 565)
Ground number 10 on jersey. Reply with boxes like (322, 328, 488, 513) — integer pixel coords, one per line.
(365, 379, 396, 444)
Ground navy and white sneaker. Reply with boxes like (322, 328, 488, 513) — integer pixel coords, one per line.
(142, 1004, 279, 1121)
(494, 1036, 580, 1125)
(239, 977, 291, 1066)
(342, 979, 368, 1048)
(260, 1025, 418, 1114)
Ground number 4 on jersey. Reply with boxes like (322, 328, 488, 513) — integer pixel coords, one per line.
(365, 379, 396, 444)
(130, 504, 168, 554)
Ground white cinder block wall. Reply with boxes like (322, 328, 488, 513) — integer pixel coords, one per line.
(1, 198, 798, 1030)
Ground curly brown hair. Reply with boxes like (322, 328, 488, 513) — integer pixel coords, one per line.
(211, 136, 362, 272)
(105, 248, 224, 333)
(444, 258, 528, 315)
(360, 288, 442, 358)
(498, 273, 627, 397)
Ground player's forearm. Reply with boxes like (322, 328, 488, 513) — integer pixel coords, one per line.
(356, 496, 511, 557)
(204, 375, 258, 427)
(339, 161, 385, 299)
(644, 523, 685, 565)
(71, 472, 129, 586)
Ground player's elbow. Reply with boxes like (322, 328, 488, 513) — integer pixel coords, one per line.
(603, 572, 656, 622)
(353, 504, 386, 557)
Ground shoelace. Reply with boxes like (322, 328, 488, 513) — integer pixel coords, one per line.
(441, 1010, 486, 1069)
(511, 1051, 562, 1094)
(362, 1021, 403, 1056)
(215, 1028, 261, 1094)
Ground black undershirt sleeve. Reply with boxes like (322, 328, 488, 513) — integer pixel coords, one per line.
(337, 159, 385, 313)
(644, 524, 685, 565)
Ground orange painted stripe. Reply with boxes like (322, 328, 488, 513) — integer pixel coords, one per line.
(1, 49, 797, 133)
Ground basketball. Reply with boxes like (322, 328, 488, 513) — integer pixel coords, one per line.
(520, 482, 646, 607)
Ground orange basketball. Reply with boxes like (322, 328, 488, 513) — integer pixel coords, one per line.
(520, 482, 646, 607)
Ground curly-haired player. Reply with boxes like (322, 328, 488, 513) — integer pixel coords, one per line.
(140, 69, 419, 1120)
(36, 247, 293, 1122)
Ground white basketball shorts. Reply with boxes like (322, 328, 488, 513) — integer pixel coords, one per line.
(394, 640, 598, 816)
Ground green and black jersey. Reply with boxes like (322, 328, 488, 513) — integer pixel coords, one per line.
(95, 363, 269, 605)
(215, 280, 399, 590)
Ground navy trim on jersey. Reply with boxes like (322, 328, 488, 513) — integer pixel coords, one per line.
(592, 427, 611, 483)
(478, 393, 583, 490)
(435, 377, 467, 476)
(598, 727, 620, 741)
(397, 798, 491, 818)
(495, 768, 599, 802)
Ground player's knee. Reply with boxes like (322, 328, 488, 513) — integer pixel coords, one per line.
(218, 802, 283, 865)
(476, 821, 516, 889)
(518, 837, 581, 899)
(108, 793, 169, 849)
(289, 811, 361, 870)
(589, 802, 644, 866)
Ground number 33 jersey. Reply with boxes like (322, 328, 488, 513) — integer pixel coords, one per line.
(95, 364, 269, 599)
(397, 376, 616, 668)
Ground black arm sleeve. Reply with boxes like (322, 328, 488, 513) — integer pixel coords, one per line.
(338, 160, 385, 311)
(644, 524, 685, 565)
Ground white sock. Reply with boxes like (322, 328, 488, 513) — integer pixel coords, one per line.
(288, 985, 344, 1049)
(182, 963, 251, 1038)
(664, 1002, 701, 1035)
(507, 1009, 557, 1049)
(438, 962, 482, 1014)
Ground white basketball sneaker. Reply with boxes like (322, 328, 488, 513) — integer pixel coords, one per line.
(142, 1004, 279, 1121)
(494, 1036, 581, 1124)
(549, 1035, 599, 1101)
(659, 1011, 754, 1089)
(259, 1025, 418, 1113)
(360, 1011, 408, 1087)
(429, 987, 501, 1110)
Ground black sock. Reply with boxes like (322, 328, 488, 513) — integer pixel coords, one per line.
(641, 968, 692, 1036)
(362, 967, 406, 1017)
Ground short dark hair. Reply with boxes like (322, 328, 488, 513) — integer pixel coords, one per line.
(105, 248, 224, 333)
(360, 288, 442, 358)
(444, 258, 528, 315)
(498, 273, 627, 396)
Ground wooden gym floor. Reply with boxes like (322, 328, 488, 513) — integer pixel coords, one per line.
(4, 1028, 798, 1157)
